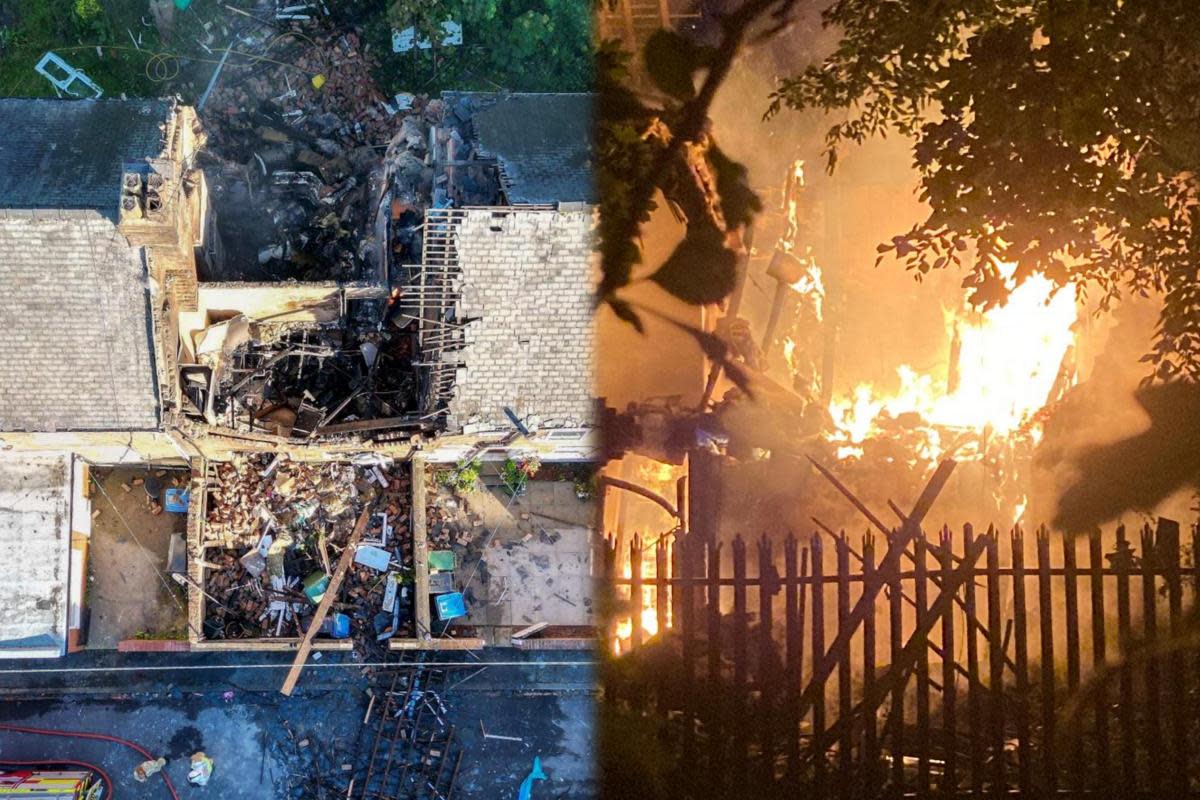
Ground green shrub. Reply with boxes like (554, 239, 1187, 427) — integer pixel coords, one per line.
(500, 455, 540, 496)
(438, 457, 483, 493)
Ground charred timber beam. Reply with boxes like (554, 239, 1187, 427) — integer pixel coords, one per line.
(807, 531, 989, 760)
(795, 459, 956, 722)
(809, 455, 1020, 674)
(314, 416, 426, 435)
(281, 503, 374, 695)
(599, 476, 680, 520)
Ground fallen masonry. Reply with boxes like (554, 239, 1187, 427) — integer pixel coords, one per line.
(192, 454, 416, 655)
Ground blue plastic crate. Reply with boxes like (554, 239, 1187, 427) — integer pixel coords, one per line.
(435, 592, 467, 621)
(164, 487, 190, 514)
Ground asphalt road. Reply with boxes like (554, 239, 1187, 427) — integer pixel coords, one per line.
(0, 650, 597, 799)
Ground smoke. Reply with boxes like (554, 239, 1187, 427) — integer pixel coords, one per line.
(1036, 298, 1199, 532)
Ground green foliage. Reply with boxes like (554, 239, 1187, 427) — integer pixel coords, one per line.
(572, 468, 597, 501)
(596, 4, 798, 329)
(364, 0, 591, 94)
(771, 0, 1200, 380)
(0, 0, 174, 97)
(72, 0, 102, 25)
(438, 457, 483, 493)
(500, 455, 541, 496)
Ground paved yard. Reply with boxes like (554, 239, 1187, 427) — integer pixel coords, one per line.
(428, 465, 597, 641)
(86, 467, 189, 647)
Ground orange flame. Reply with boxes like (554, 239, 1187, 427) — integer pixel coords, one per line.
(828, 264, 1077, 460)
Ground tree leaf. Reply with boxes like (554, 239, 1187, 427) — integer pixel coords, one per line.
(643, 29, 706, 101)
(648, 221, 738, 305)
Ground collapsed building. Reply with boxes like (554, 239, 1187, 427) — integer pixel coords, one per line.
(0, 86, 596, 656)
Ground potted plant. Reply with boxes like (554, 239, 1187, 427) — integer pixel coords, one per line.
(501, 455, 541, 496)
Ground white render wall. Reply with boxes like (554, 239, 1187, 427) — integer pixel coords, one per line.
(0, 452, 72, 658)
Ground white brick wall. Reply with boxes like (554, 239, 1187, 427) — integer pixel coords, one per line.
(444, 208, 594, 430)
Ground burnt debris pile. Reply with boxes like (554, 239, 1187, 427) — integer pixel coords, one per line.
(199, 26, 395, 282)
(207, 323, 420, 438)
(200, 454, 415, 653)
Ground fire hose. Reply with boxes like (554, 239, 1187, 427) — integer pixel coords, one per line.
(0, 723, 180, 799)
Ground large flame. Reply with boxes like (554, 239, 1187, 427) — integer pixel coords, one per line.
(828, 265, 1077, 459)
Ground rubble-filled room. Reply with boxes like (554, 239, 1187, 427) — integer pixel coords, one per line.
(195, 24, 393, 283)
(192, 31, 512, 284)
(182, 309, 425, 439)
(195, 454, 415, 655)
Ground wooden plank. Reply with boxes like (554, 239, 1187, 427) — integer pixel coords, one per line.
(1194, 524, 1200, 797)
(706, 537, 723, 781)
(888, 532, 905, 794)
(732, 535, 749, 785)
(281, 504, 373, 695)
(1088, 527, 1111, 793)
(836, 534, 852, 799)
(1139, 524, 1161, 794)
(986, 529, 1006, 799)
(671, 533, 683, 632)
(811, 534, 827, 798)
(655, 537, 670, 716)
(389, 637, 485, 651)
(680, 531, 696, 769)
(862, 534, 880, 797)
(511, 622, 550, 640)
(964, 524, 984, 796)
(314, 416, 421, 435)
(785, 535, 801, 781)
(1036, 527, 1056, 795)
(815, 458, 1014, 674)
(631, 534, 644, 651)
(655, 538, 670, 638)
(758, 536, 776, 781)
(810, 534, 989, 768)
(620, 0, 635, 49)
(412, 457, 431, 640)
(1115, 524, 1135, 791)
(1161, 518, 1187, 797)
(939, 527, 956, 798)
(192, 639, 354, 652)
(1061, 529, 1084, 795)
(1010, 528, 1032, 795)
(914, 532, 932, 795)
(796, 547, 809, 781)
(798, 459, 957, 723)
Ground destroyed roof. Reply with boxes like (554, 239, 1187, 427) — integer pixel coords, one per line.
(0, 214, 160, 432)
(0, 454, 72, 658)
(0, 98, 172, 221)
(448, 93, 595, 206)
(445, 208, 594, 430)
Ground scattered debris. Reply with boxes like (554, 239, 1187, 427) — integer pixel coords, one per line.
(201, 454, 415, 651)
(480, 720, 523, 743)
(392, 21, 463, 53)
(35, 52, 103, 98)
(133, 757, 166, 782)
(187, 752, 214, 786)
